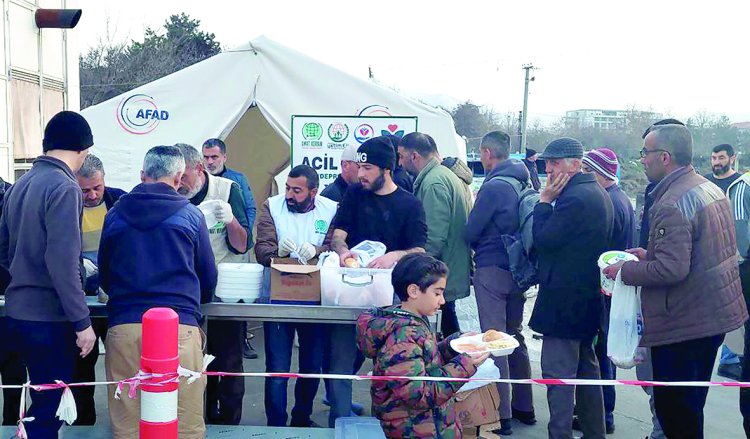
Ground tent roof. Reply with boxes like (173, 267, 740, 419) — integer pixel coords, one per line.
(81, 36, 465, 195)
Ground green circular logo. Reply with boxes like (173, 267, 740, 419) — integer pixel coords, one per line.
(302, 123, 323, 140)
(315, 219, 328, 234)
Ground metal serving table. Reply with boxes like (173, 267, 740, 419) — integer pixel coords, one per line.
(0, 297, 441, 332)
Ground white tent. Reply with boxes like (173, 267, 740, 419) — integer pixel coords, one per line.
(82, 36, 466, 208)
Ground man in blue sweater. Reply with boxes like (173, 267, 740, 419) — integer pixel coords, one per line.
(202, 138, 259, 359)
(99, 145, 217, 439)
(0, 111, 97, 437)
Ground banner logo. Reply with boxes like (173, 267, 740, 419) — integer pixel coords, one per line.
(354, 124, 374, 144)
(116, 94, 169, 135)
(328, 123, 349, 142)
(315, 220, 328, 234)
(302, 123, 323, 140)
(381, 123, 404, 138)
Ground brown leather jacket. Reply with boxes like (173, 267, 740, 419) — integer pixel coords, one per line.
(254, 199, 333, 267)
(621, 166, 748, 347)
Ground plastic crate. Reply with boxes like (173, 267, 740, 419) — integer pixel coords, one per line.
(334, 417, 386, 439)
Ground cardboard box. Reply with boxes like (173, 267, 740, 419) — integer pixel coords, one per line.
(270, 258, 321, 304)
(455, 383, 500, 429)
(463, 422, 504, 439)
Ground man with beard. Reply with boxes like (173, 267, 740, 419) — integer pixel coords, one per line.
(705, 144, 740, 194)
(397, 132, 471, 338)
(202, 138, 256, 235)
(202, 138, 258, 360)
(77, 154, 126, 266)
(175, 143, 250, 425)
(73, 154, 126, 425)
(255, 164, 337, 427)
(703, 144, 744, 380)
(328, 136, 428, 427)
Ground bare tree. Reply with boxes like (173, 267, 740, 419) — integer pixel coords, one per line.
(80, 13, 221, 109)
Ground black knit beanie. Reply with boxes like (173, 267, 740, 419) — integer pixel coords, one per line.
(42, 111, 94, 152)
(356, 136, 396, 170)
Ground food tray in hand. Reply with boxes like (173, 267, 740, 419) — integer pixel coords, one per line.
(450, 331, 520, 357)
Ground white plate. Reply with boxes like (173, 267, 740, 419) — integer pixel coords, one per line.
(450, 332, 520, 357)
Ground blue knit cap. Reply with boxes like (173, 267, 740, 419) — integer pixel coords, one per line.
(540, 137, 584, 159)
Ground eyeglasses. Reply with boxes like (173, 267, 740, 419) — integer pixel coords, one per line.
(639, 147, 669, 158)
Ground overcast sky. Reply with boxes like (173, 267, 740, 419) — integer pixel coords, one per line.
(76, 0, 750, 125)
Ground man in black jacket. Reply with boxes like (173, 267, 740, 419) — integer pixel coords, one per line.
(530, 137, 613, 439)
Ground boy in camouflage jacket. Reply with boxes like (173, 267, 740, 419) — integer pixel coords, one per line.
(356, 254, 489, 438)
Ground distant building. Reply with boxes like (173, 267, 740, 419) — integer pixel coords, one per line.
(565, 109, 663, 130)
(2, 2, 81, 182)
(731, 122, 750, 133)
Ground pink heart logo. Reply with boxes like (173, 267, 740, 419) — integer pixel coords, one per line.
(360, 127, 370, 135)
(388, 124, 398, 132)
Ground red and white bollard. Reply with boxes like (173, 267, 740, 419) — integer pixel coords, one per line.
(140, 308, 179, 439)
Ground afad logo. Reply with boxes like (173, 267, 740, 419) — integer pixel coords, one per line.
(116, 94, 169, 135)
(354, 124, 374, 144)
(357, 104, 392, 117)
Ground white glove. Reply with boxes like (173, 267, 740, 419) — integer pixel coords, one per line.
(213, 200, 234, 224)
(297, 242, 316, 261)
(279, 238, 298, 257)
(82, 258, 98, 278)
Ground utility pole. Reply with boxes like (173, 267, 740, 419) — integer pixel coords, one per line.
(520, 63, 535, 154)
(517, 111, 523, 152)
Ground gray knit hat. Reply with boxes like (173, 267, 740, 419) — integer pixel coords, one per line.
(540, 137, 584, 159)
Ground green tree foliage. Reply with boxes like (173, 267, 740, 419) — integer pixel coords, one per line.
(450, 102, 507, 155)
(80, 13, 221, 109)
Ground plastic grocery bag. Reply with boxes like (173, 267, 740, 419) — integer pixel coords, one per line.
(458, 358, 500, 393)
(607, 270, 644, 369)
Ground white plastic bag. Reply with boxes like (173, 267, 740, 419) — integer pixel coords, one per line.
(198, 200, 220, 228)
(458, 358, 500, 393)
(351, 240, 386, 267)
(607, 270, 644, 369)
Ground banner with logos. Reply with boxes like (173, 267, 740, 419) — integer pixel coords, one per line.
(291, 115, 418, 188)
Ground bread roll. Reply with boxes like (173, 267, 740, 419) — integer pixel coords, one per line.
(344, 258, 360, 268)
(482, 329, 503, 342)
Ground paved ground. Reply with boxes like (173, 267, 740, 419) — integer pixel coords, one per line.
(0, 290, 745, 437)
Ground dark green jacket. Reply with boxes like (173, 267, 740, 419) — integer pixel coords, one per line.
(413, 159, 472, 302)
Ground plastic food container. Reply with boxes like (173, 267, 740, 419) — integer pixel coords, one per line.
(216, 263, 264, 303)
(335, 417, 386, 439)
(597, 251, 639, 296)
(320, 265, 394, 307)
(450, 332, 520, 357)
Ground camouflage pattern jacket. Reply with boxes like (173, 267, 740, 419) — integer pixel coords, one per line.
(357, 306, 477, 438)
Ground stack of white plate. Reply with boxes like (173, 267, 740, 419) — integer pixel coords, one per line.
(216, 263, 264, 303)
